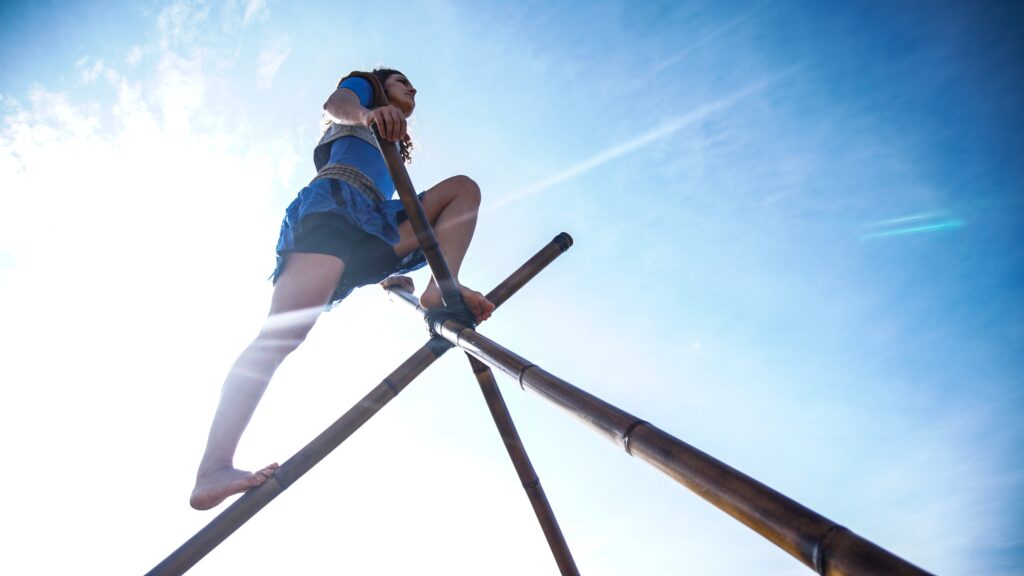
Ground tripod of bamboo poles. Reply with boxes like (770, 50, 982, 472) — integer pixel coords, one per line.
(146, 130, 580, 576)
(147, 131, 936, 576)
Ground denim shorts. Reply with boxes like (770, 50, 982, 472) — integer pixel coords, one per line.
(274, 211, 426, 306)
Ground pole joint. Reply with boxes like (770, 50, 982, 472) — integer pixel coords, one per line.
(424, 305, 476, 336)
(522, 478, 541, 490)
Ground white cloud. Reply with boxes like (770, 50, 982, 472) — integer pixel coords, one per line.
(0, 25, 313, 574)
(155, 50, 207, 128)
(76, 56, 105, 83)
(156, 0, 211, 45)
(256, 39, 291, 88)
(242, 0, 268, 25)
(125, 45, 145, 66)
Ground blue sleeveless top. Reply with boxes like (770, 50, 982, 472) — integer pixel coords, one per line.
(315, 77, 396, 194)
(276, 76, 410, 250)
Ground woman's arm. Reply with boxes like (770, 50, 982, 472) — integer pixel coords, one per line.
(323, 88, 407, 142)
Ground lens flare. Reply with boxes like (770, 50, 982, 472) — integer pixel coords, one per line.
(861, 213, 963, 239)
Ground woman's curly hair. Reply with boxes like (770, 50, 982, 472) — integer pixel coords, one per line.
(371, 67, 415, 164)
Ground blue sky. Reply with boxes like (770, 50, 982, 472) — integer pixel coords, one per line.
(1, 1, 1021, 574)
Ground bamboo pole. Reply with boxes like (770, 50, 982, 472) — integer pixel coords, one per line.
(469, 356, 580, 576)
(483, 232, 573, 306)
(146, 340, 449, 576)
(374, 132, 464, 310)
(421, 320, 935, 576)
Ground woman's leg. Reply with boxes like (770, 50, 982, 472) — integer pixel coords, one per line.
(190, 252, 344, 510)
(392, 175, 495, 321)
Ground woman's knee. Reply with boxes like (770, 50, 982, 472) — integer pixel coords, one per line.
(448, 175, 481, 206)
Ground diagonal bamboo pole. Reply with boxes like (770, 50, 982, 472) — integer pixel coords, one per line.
(389, 232, 581, 575)
(385, 232, 574, 321)
(146, 339, 449, 576)
(412, 318, 936, 576)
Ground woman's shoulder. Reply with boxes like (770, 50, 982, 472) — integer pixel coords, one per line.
(338, 75, 374, 108)
(339, 75, 371, 91)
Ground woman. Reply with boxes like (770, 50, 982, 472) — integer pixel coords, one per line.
(190, 68, 495, 510)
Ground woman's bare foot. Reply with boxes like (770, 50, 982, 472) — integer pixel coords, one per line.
(190, 463, 279, 510)
(420, 281, 495, 322)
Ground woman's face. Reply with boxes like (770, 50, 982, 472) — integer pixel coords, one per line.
(385, 74, 416, 117)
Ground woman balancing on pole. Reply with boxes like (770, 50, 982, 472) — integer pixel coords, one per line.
(190, 68, 495, 510)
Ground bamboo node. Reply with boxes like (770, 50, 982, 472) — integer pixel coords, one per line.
(813, 524, 849, 574)
(621, 419, 649, 455)
(517, 364, 539, 390)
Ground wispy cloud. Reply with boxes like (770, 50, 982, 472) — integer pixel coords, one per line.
(156, 0, 210, 45)
(257, 39, 291, 88)
(125, 45, 145, 66)
(647, 4, 766, 79)
(76, 57, 106, 83)
(0, 11, 297, 265)
(156, 50, 207, 127)
(242, 0, 269, 25)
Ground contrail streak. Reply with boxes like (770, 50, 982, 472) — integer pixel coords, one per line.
(491, 78, 771, 210)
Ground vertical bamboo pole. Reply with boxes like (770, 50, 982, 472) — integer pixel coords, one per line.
(375, 127, 584, 575)
(474, 233, 578, 574)
(374, 132, 464, 310)
(426, 322, 935, 576)
(469, 356, 581, 576)
(388, 232, 580, 575)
